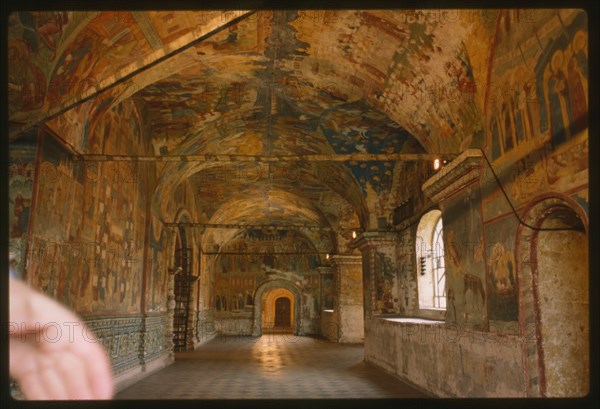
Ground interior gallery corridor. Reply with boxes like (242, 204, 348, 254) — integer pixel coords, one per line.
(6, 6, 593, 402)
(115, 334, 425, 399)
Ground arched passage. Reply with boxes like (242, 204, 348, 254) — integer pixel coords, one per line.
(169, 211, 196, 352)
(261, 288, 294, 332)
(516, 196, 589, 397)
(253, 280, 303, 336)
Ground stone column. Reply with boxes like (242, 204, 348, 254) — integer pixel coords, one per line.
(355, 232, 399, 319)
(330, 255, 364, 343)
(186, 275, 199, 351)
(166, 268, 178, 359)
(317, 266, 333, 310)
(317, 265, 336, 341)
(138, 316, 148, 369)
(422, 149, 486, 328)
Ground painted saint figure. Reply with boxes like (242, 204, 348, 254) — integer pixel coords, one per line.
(489, 242, 516, 292)
(502, 101, 515, 153)
(567, 31, 588, 135)
(546, 50, 572, 146)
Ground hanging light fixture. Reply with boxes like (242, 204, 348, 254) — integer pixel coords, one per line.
(433, 158, 441, 170)
(352, 231, 357, 239)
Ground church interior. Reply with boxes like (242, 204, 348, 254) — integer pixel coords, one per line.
(6, 8, 591, 399)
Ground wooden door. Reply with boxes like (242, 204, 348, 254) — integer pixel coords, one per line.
(274, 297, 291, 328)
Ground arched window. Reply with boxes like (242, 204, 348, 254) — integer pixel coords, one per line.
(431, 216, 446, 309)
(416, 210, 446, 310)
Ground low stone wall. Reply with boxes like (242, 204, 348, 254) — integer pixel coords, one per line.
(338, 305, 364, 343)
(364, 318, 526, 397)
(320, 309, 338, 341)
(194, 309, 218, 346)
(214, 317, 254, 335)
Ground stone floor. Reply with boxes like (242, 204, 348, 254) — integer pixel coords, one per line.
(115, 334, 427, 400)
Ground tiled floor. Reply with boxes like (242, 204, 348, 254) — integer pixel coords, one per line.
(115, 335, 427, 400)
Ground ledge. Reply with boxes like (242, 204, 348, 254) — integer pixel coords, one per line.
(354, 231, 398, 251)
(381, 317, 445, 325)
(371, 317, 523, 341)
(329, 254, 362, 265)
(422, 149, 483, 203)
(317, 266, 333, 275)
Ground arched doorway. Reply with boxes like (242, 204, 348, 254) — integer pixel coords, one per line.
(170, 215, 196, 353)
(253, 280, 302, 336)
(262, 287, 294, 334)
(517, 197, 588, 397)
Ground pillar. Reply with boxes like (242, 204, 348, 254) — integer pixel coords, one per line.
(355, 232, 399, 320)
(330, 255, 364, 343)
(318, 266, 336, 341)
(166, 268, 177, 358)
(186, 276, 199, 351)
(318, 266, 333, 310)
(422, 149, 487, 328)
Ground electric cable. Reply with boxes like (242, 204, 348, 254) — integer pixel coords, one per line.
(479, 148, 583, 232)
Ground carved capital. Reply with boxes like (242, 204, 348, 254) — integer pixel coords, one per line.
(317, 266, 332, 276)
(422, 149, 482, 204)
(354, 231, 397, 252)
(329, 255, 363, 266)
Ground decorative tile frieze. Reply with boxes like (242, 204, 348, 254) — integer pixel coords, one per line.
(84, 313, 169, 375)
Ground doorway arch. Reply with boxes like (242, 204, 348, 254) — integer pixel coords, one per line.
(262, 288, 294, 332)
(168, 211, 196, 352)
(516, 195, 588, 397)
(253, 279, 302, 336)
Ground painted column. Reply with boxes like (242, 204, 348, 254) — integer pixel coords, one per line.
(317, 265, 336, 340)
(318, 266, 333, 310)
(166, 270, 176, 358)
(165, 226, 177, 359)
(422, 149, 487, 329)
(355, 232, 399, 320)
(330, 255, 364, 343)
(186, 275, 199, 350)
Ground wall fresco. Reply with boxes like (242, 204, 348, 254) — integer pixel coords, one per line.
(474, 5, 589, 338)
(8, 130, 38, 279)
(374, 251, 398, 314)
(441, 183, 487, 326)
(487, 10, 587, 158)
(145, 216, 166, 312)
(481, 10, 588, 225)
(483, 216, 519, 324)
(212, 230, 319, 305)
(211, 228, 321, 334)
(23, 99, 151, 314)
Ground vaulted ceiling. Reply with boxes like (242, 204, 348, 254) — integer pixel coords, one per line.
(8, 9, 495, 253)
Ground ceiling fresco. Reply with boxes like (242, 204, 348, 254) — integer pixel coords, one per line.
(8, 10, 250, 133)
(9, 9, 497, 252)
(188, 163, 351, 224)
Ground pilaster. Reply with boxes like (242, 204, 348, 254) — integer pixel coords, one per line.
(422, 148, 487, 327)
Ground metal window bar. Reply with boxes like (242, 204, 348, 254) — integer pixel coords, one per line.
(432, 219, 446, 309)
